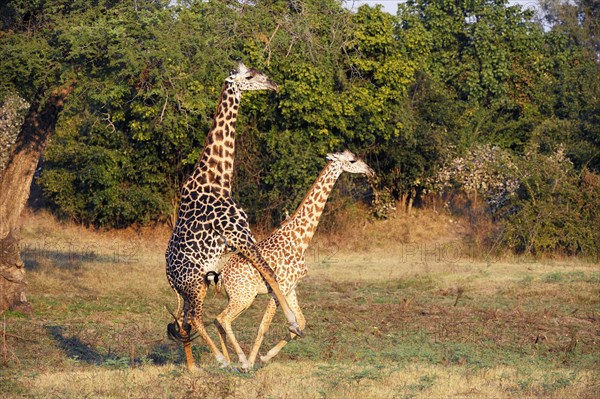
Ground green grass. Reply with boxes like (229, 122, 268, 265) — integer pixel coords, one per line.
(542, 271, 600, 284)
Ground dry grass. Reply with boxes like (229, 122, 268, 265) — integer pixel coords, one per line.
(314, 205, 468, 253)
(1, 210, 598, 398)
(19, 362, 600, 399)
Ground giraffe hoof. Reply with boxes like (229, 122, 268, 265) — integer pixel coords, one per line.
(187, 363, 200, 372)
(215, 354, 229, 369)
(288, 323, 304, 338)
(228, 363, 250, 373)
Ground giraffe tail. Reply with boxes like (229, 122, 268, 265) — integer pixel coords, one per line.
(165, 307, 198, 344)
(204, 271, 222, 294)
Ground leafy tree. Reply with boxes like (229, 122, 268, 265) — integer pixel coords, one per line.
(0, 0, 84, 313)
(398, 0, 549, 152)
(534, 0, 600, 171)
(38, 0, 206, 227)
(541, 0, 599, 58)
(1, 0, 598, 259)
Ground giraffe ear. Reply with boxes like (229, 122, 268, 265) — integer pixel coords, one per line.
(237, 60, 249, 74)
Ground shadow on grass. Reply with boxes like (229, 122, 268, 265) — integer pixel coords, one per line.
(22, 248, 129, 270)
(46, 326, 104, 365)
(46, 326, 187, 367)
(20, 233, 141, 270)
(147, 342, 187, 366)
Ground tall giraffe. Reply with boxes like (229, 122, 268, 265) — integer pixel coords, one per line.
(166, 61, 301, 370)
(213, 151, 374, 370)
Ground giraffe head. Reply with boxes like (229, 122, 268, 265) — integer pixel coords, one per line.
(226, 60, 278, 92)
(326, 150, 375, 177)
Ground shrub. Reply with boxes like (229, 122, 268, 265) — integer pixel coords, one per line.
(430, 144, 519, 213)
(433, 144, 600, 257)
(499, 145, 600, 256)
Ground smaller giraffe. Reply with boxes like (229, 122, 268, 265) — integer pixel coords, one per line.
(213, 150, 374, 370)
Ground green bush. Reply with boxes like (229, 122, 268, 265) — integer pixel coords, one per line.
(499, 145, 600, 256)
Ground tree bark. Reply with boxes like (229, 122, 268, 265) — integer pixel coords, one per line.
(400, 193, 408, 214)
(0, 84, 74, 314)
(0, 231, 29, 313)
(407, 187, 416, 215)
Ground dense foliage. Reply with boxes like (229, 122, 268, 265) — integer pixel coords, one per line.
(1, 0, 598, 255)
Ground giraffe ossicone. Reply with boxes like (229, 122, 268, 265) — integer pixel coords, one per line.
(165, 61, 299, 371)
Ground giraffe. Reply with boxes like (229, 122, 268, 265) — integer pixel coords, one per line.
(165, 61, 302, 371)
(213, 150, 374, 371)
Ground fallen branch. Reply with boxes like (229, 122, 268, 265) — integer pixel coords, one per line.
(4, 332, 38, 343)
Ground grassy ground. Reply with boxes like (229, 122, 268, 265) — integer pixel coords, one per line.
(1, 211, 599, 398)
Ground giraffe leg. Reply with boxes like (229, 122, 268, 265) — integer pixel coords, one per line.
(180, 325, 197, 371)
(215, 296, 254, 371)
(246, 248, 302, 336)
(216, 211, 301, 336)
(188, 282, 229, 368)
(223, 228, 301, 336)
(214, 319, 231, 364)
(257, 290, 305, 365)
(247, 297, 278, 369)
(167, 291, 198, 371)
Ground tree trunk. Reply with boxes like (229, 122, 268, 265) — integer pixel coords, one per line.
(407, 187, 416, 215)
(0, 231, 29, 313)
(0, 84, 73, 314)
(400, 193, 408, 214)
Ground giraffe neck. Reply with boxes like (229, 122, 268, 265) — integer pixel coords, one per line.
(282, 161, 343, 251)
(187, 81, 240, 195)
